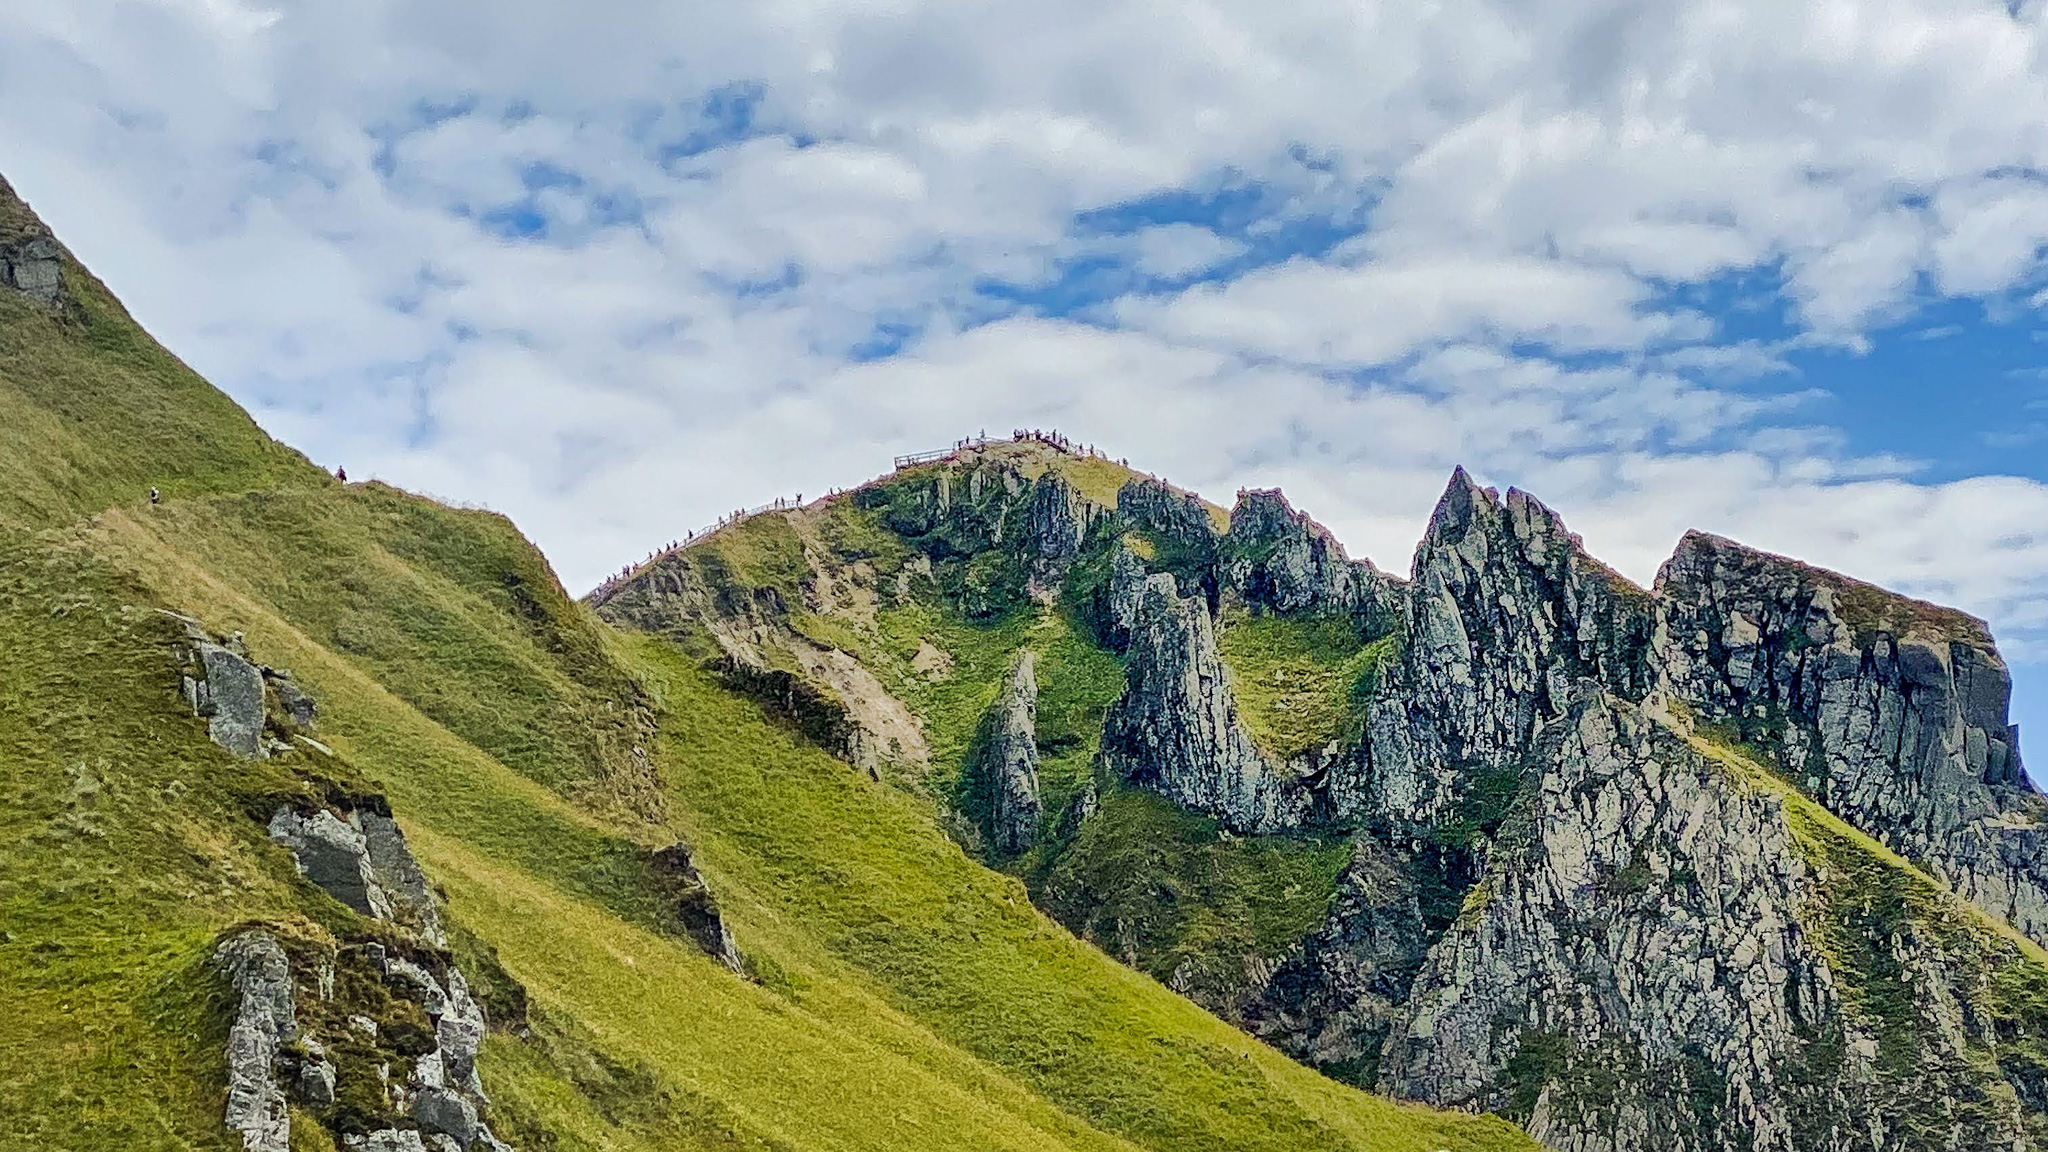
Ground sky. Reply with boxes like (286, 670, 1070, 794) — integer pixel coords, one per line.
(8, 0, 2048, 762)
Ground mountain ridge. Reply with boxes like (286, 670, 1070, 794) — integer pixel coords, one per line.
(592, 432, 2048, 1150)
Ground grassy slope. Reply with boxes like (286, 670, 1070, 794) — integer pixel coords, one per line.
(0, 217, 1532, 1148)
(0, 256, 321, 532)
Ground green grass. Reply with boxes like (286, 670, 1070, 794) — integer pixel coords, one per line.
(1216, 612, 1391, 760)
(1031, 785, 1352, 1007)
(0, 251, 322, 532)
(0, 474, 1529, 1152)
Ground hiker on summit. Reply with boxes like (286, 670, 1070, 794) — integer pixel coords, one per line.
(335, 466, 348, 482)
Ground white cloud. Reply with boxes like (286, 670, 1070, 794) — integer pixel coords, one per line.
(11, 0, 2048, 723)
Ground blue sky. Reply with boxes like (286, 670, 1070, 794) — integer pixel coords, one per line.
(8, 0, 2048, 766)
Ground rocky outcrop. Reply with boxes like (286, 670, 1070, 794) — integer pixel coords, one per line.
(1117, 478, 1217, 556)
(217, 931, 297, 1152)
(1237, 836, 1428, 1080)
(1343, 471, 1654, 831)
(170, 613, 326, 761)
(1101, 571, 1313, 832)
(1021, 472, 1086, 576)
(0, 176, 62, 306)
(1654, 531, 2048, 943)
(2, 234, 61, 305)
(1224, 488, 1397, 622)
(269, 801, 446, 945)
(974, 651, 1043, 853)
(1377, 688, 2047, 1151)
(649, 842, 746, 974)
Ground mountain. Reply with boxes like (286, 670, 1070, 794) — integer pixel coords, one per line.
(8, 162, 2048, 1152)
(593, 439, 2048, 1150)
(0, 178, 1535, 1152)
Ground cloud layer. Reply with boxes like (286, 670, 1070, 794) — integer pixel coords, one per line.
(7, 0, 2048, 704)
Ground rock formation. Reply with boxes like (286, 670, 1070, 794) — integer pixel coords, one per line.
(0, 175, 62, 306)
(974, 651, 1044, 853)
(1100, 571, 1313, 833)
(217, 932, 297, 1152)
(649, 842, 746, 974)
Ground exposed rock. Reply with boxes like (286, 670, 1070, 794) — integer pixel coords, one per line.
(197, 642, 271, 760)
(348, 1131, 430, 1152)
(1224, 488, 1397, 621)
(1021, 471, 1086, 575)
(216, 931, 295, 1152)
(1117, 477, 1217, 554)
(293, 1054, 337, 1108)
(649, 842, 746, 974)
(974, 651, 1043, 853)
(1654, 530, 2048, 942)
(2, 234, 62, 305)
(360, 810, 447, 945)
(1345, 470, 1653, 831)
(0, 177, 62, 306)
(413, 1086, 480, 1148)
(1377, 688, 2046, 1151)
(1237, 836, 1427, 1079)
(273, 674, 318, 730)
(1101, 572, 1312, 832)
(269, 807, 393, 919)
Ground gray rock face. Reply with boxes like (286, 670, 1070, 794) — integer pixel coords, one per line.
(1224, 488, 1394, 619)
(1653, 530, 2048, 942)
(273, 676, 319, 730)
(414, 1087, 480, 1148)
(1117, 477, 1217, 555)
(267, 805, 447, 944)
(1022, 472, 1086, 574)
(1, 234, 60, 304)
(976, 651, 1043, 853)
(1238, 836, 1427, 1077)
(649, 842, 746, 974)
(1344, 470, 1653, 831)
(216, 932, 295, 1152)
(269, 808, 393, 919)
(1101, 572, 1312, 832)
(1375, 689, 2045, 1152)
(197, 642, 271, 760)
(360, 811, 446, 945)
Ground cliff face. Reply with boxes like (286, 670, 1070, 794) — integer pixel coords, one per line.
(593, 439, 2048, 1151)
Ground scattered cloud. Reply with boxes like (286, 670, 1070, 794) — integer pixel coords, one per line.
(8, 0, 2048, 694)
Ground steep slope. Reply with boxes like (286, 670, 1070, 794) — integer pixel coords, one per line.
(595, 438, 2048, 1150)
(0, 176, 1532, 1152)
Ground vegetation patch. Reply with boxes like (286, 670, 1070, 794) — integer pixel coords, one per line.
(1216, 612, 1391, 761)
(1030, 784, 1352, 1006)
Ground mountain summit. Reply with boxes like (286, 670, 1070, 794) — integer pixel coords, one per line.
(596, 433, 2048, 1151)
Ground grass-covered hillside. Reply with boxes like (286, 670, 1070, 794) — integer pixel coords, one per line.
(0, 176, 1534, 1151)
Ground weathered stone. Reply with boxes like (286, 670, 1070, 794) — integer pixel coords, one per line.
(413, 1086, 480, 1148)
(269, 807, 393, 919)
(348, 1131, 429, 1152)
(1377, 688, 2044, 1151)
(649, 843, 746, 974)
(293, 1056, 337, 1108)
(272, 674, 318, 731)
(1, 234, 60, 304)
(216, 931, 294, 1152)
(198, 642, 270, 760)
(975, 651, 1043, 853)
(360, 811, 445, 945)
(1654, 530, 2048, 943)
(1224, 488, 1395, 619)
(1236, 836, 1427, 1076)
(1100, 572, 1312, 832)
